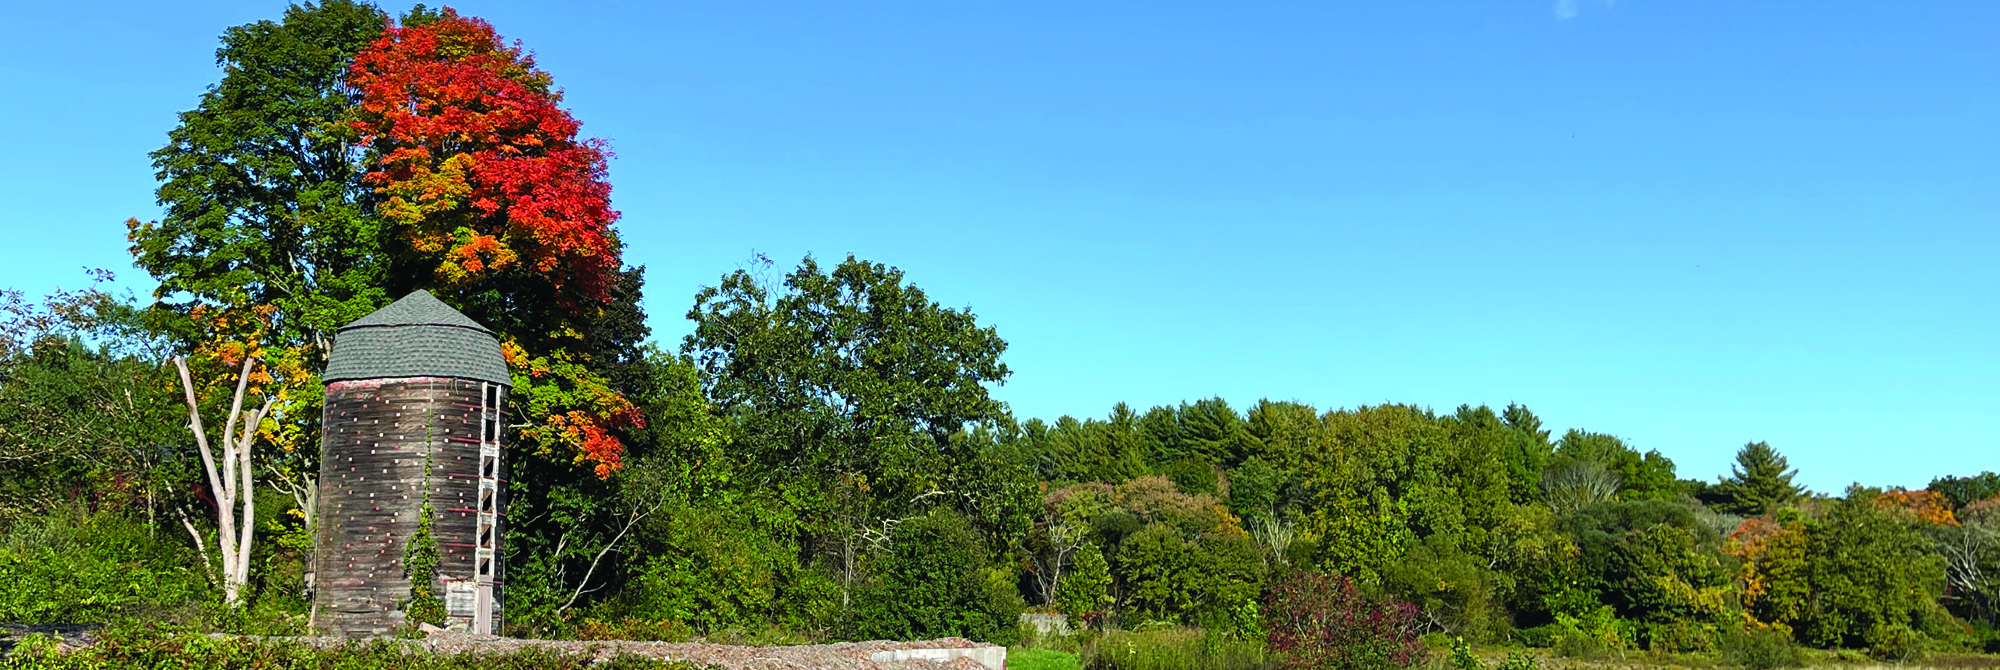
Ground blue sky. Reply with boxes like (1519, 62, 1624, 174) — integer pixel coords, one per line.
(1, 1, 1993, 491)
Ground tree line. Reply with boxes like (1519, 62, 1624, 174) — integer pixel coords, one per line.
(1, 2, 1996, 665)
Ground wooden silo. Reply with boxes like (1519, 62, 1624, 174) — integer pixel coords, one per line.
(313, 290, 510, 637)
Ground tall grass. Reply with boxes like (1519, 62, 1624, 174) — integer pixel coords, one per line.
(1084, 627, 1268, 670)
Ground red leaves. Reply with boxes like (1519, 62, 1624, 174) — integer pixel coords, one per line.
(1265, 571, 1427, 670)
(348, 7, 619, 303)
(352, 9, 635, 477)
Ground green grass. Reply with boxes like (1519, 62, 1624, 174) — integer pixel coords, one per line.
(1084, 628, 1268, 670)
(1011, 647, 1085, 670)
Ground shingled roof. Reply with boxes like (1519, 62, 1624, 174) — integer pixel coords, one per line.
(324, 291, 511, 386)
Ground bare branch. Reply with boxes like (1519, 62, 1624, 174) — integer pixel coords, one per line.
(559, 500, 662, 612)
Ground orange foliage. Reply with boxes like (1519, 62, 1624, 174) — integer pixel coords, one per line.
(1875, 489, 1959, 526)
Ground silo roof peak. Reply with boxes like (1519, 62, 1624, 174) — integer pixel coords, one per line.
(340, 290, 491, 333)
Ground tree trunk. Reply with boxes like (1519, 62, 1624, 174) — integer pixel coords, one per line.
(175, 355, 274, 608)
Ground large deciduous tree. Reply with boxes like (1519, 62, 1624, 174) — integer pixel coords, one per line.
(341, 7, 654, 625)
(347, 6, 621, 312)
(347, 7, 640, 476)
(132, 0, 392, 353)
(683, 254, 1016, 604)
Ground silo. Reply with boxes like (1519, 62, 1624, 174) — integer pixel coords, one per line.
(313, 291, 510, 637)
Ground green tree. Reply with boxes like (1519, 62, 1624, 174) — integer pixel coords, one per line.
(851, 508, 1023, 643)
(1499, 403, 1555, 503)
(131, 0, 392, 352)
(1557, 500, 1731, 626)
(1302, 405, 1509, 584)
(1712, 442, 1805, 516)
(1115, 523, 1264, 629)
(683, 254, 1017, 610)
(1553, 430, 1683, 501)
(1057, 542, 1113, 622)
(0, 285, 185, 521)
(1929, 472, 2000, 511)
(1796, 487, 1948, 651)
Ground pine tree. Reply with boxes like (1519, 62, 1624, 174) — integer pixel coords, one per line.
(1713, 441, 1804, 516)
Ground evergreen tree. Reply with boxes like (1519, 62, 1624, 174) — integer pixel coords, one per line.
(1712, 442, 1804, 516)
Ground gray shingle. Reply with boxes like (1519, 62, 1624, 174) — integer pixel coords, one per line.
(324, 291, 511, 386)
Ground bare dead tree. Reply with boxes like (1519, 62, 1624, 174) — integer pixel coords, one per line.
(1030, 515, 1086, 607)
(173, 355, 274, 607)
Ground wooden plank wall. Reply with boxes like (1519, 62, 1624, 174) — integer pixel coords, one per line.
(312, 377, 504, 637)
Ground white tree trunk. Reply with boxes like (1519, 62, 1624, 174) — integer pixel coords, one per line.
(175, 356, 273, 608)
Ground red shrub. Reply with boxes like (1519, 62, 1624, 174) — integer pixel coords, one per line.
(1265, 571, 1427, 670)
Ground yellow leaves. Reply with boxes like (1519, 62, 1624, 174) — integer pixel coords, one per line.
(1875, 489, 1959, 527)
(123, 217, 154, 243)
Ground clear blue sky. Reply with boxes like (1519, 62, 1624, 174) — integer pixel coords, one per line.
(1, 1, 1993, 492)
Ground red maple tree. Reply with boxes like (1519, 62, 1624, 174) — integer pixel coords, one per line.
(347, 8, 637, 476)
(348, 8, 620, 305)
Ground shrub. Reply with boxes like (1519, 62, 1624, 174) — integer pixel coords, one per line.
(850, 508, 1024, 644)
(610, 505, 785, 634)
(1264, 570, 1424, 670)
(1116, 524, 1264, 632)
(1548, 606, 1633, 659)
(1865, 622, 1922, 662)
(1384, 537, 1509, 642)
(1058, 542, 1113, 624)
(1646, 621, 1719, 654)
(1719, 626, 1802, 670)
(0, 508, 204, 624)
(1085, 627, 1265, 670)
(1447, 636, 1481, 670)
(1497, 651, 1539, 670)
(574, 617, 693, 642)
(1, 624, 705, 669)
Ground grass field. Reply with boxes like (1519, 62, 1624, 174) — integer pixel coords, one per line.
(1006, 633, 2000, 670)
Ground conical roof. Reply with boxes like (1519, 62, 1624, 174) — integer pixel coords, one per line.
(324, 291, 511, 386)
(340, 290, 491, 332)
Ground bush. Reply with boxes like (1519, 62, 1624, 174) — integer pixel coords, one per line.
(1865, 622, 1922, 662)
(1085, 627, 1265, 670)
(1447, 636, 1481, 670)
(851, 508, 1024, 644)
(609, 505, 786, 634)
(1646, 621, 1719, 653)
(0, 508, 205, 624)
(1264, 571, 1424, 670)
(1058, 542, 1113, 624)
(1384, 537, 1509, 642)
(1, 624, 704, 669)
(1547, 607, 1634, 659)
(1497, 651, 1539, 670)
(1719, 627, 1802, 670)
(1116, 524, 1264, 632)
(574, 618, 693, 642)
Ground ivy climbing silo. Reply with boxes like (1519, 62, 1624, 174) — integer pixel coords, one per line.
(313, 290, 510, 637)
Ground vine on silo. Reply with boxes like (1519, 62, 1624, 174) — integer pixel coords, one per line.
(405, 428, 446, 628)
